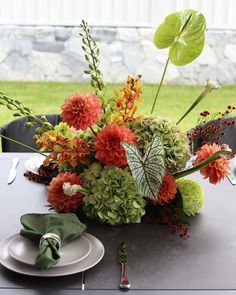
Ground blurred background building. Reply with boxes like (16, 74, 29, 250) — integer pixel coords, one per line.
(0, 0, 236, 84)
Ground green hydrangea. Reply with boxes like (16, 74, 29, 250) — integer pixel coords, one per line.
(177, 179, 205, 216)
(81, 163, 145, 225)
(77, 128, 95, 147)
(129, 117, 190, 173)
(54, 122, 75, 139)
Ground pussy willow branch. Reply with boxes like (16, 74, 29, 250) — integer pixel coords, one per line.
(0, 92, 54, 133)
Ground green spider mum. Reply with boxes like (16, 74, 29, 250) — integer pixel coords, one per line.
(177, 179, 205, 216)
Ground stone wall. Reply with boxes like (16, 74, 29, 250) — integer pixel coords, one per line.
(0, 25, 236, 84)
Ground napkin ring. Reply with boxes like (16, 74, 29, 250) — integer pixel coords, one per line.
(39, 233, 61, 251)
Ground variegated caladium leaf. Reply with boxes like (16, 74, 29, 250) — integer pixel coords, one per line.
(122, 134, 165, 201)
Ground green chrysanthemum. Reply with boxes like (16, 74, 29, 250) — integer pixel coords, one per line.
(177, 179, 205, 216)
(81, 163, 145, 225)
(129, 117, 191, 173)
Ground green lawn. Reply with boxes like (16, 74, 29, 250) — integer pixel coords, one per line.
(0, 81, 236, 131)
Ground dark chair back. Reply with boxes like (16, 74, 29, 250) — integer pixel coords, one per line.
(0, 114, 62, 152)
(189, 117, 236, 153)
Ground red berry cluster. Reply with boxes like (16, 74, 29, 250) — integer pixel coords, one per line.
(199, 110, 210, 117)
(188, 105, 236, 152)
(161, 207, 190, 239)
(24, 164, 58, 185)
(144, 204, 190, 239)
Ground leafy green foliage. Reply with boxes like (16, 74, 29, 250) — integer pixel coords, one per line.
(154, 9, 206, 66)
(122, 134, 165, 201)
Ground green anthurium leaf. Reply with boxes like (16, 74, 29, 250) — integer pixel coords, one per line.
(154, 9, 206, 66)
(122, 134, 165, 201)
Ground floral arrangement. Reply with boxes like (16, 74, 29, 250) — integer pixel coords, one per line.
(1, 9, 236, 238)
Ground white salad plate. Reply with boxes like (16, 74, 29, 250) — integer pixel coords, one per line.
(8, 234, 91, 267)
(24, 156, 45, 175)
(0, 233, 104, 277)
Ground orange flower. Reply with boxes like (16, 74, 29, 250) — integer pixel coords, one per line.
(61, 92, 102, 130)
(94, 125, 137, 167)
(59, 137, 90, 167)
(112, 75, 143, 124)
(36, 130, 57, 152)
(157, 173, 177, 206)
(194, 143, 230, 184)
(36, 131, 90, 169)
(47, 172, 83, 212)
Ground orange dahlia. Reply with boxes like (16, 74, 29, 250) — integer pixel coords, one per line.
(61, 92, 102, 131)
(157, 173, 177, 206)
(47, 172, 84, 213)
(94, 125, 137, 167)
(194, 143, 230, 184)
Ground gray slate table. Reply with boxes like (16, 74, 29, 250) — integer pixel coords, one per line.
(1, 153, 236, 295)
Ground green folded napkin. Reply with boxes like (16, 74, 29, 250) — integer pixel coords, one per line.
(20, 213, 87, 270)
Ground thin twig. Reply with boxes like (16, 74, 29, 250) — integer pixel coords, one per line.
(150, 57, 169, 114)
(0, 134, 47, 156)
